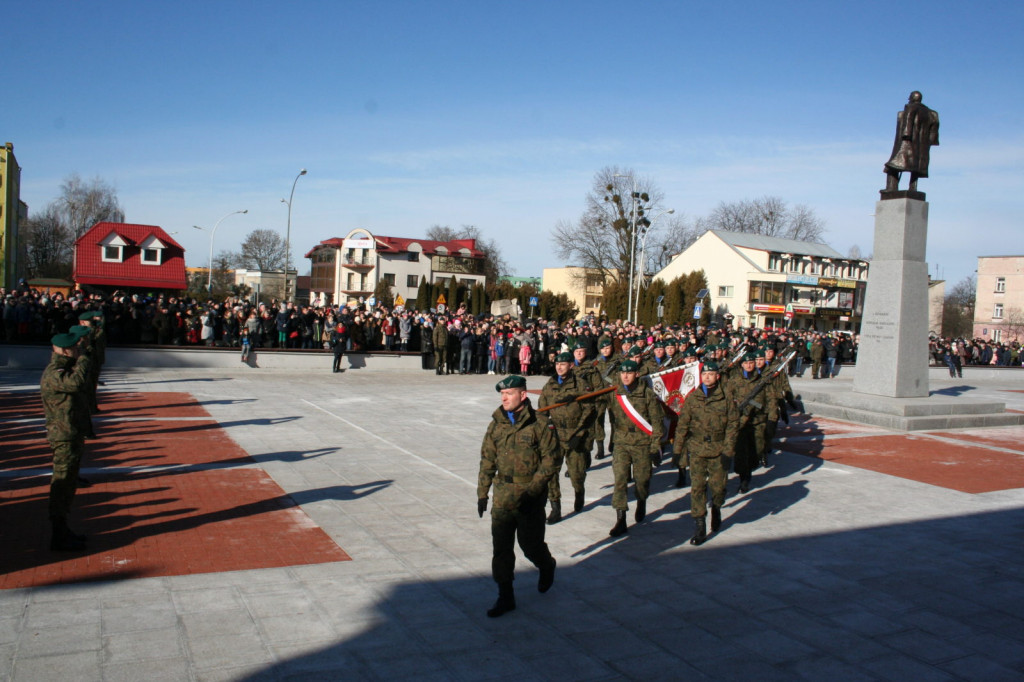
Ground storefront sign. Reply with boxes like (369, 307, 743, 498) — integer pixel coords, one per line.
(785, 304, 815, 315)
(751, 304, 786, 314)
(786, 274, 819, 285)
(343, 238, 375, 249)
(817, 307, 853, 317)
(817, 277, 857, 289)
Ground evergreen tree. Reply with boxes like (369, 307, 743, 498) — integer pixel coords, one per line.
(373, 279, 394, 309)
(416, 279, 431, 311)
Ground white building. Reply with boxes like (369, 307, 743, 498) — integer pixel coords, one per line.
(653, 229, 870, 331)
(305, 228, 487, 307)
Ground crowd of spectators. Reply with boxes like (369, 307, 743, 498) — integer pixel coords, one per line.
(4, 283, 1019, 376)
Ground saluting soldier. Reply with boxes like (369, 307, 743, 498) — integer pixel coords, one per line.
(672, 360, 738, 545)
(478, 375, 558, 618)
(607, 359, 664, 537)
(592, 337, 620, 459)
(539, 351, 594, 521)
(41, 328, 93, 551)
(77, 311, 105, 414)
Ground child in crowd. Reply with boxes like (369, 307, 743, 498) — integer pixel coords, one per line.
(240, 328, 251, 363)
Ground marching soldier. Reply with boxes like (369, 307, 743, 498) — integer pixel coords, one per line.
(640, 341, 671, 376)
(539, 352, 594, 521)
(592, 337, 620, 459)
(726, 351, 778, 493)
(607, 359, 664, 537)
(571, 344, 603, 470)
(672, 361, 738, 545)
(763, 344, 796, 455)
(41, 328, 93, 551)
(478, 375, 558, 617)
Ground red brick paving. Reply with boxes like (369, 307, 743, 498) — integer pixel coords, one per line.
(0, 392, 349, 589)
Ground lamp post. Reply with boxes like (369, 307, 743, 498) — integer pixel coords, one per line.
(281, 169, 308, 303)
(193, 209, 248, 294)
(632, 208, 674, 321)
(612, 173, 640, 324)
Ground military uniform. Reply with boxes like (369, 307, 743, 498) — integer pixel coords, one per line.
(41, 331, 93, 550)
(539, 365, 594, 519)
(607, 360, 664, 536)
(672, 361, 738, 544)
(725, 354, 779, 493)
(478, 375, 558, 617)
(592, 341, 621, 459)
(432, 320, 449, 374)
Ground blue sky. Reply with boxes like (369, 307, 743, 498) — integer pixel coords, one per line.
(7, 1, 1023, 286)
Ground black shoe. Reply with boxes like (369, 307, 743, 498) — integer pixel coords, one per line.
(595, 442, 605, 460)
(738, 479, 750, 494)
(50, 522, 86, 551)
(77, 476, 92, 488)
(634, 500, 646, 523)
(564, 470, 571, 479)
(690, 516, 707, 546)
(487, 583, 516, 618)
(574, 491, 584, 513)
(711, 505, 722, 532)
(546, 501, 562, 525)
(609, 510, 628, 537)
(538, 558, 556, 594)
(675, 469, 687, 489)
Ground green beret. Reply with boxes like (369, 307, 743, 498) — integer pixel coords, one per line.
(683, 347, 699, 357)
(51, 332, 80, 348)
(555, 352, 573, 363)
(701, 360, 720, 372)
(598, 337, 613, 349)
(69, 325, 91, 340)
(624, 336, 635, 343)
(743, 353, 757, 362)
(628, 346, 643, 357)
(495, 375, 527, 392)
(78, 311, 95, 321)
(620, 359, 639, 372)
(754, 350, 766, 359)
(663, 337, 677, 346)
(654, 341, 666, 348)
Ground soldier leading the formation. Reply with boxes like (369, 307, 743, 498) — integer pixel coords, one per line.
(41, 328, 94, 551)
(477, 375, 558, 618)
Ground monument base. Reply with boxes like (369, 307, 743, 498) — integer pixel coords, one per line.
(798, 383, 1024, 431)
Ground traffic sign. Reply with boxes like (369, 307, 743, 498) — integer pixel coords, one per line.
(437, 294, 447, 305)
(529, 296, 539, 307)
(692, 304, 702, 319)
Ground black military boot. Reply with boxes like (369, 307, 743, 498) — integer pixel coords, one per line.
(634, 499, 646, 523)
(609, 510, 628, 537)
(690, 516, 707, 546)
(50, 520, 86, 551)
(711, 505, 722, 532)
(595, 441, 605, 460)
(487, 582, 516, 618)
(574, 490, 585, 513)
(546, 501, 562, 525)
(538, 558, 556, 593)
(738, 477, 750, 494)
(675, 468, 687, 489)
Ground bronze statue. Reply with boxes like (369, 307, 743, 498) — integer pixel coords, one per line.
(883, 91, 939, 194)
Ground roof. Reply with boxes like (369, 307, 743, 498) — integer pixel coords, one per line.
(709, 229, 844, 259)
(306, 234, 485, 259)
(74, 222, 187, 290)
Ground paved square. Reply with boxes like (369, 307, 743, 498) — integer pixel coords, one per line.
(1, 367, 1023, 681)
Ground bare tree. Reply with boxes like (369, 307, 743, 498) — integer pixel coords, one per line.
(21, 205, 75, 279)
(942, 274, 976, 338)
(847, 244, 863, 259)
(552, 166, 666, 281)
(426, 224, 510, 283)
(697, 196, 826, 243)
(236, 229, 287, 271)
(57, 174, 125, 239)
(647, 213, 701, 272)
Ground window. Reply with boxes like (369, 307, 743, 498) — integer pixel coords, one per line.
(788, 259, 800, 273)
(102, 245, 123, 262)
(808, 261, 819, 275)
(996, 277, 1006, 293)
(141, 248, 161, 265)
(768, 254, 781, 271)
(407, 274, 419, 287)
(994, 303, 1004, 318)
(789, 288, 800, 302)
(383, 273, 396, 286)
(993, 329, 1003, 342)
(717, 285, 734, 297)
(408, 252, 419, 262)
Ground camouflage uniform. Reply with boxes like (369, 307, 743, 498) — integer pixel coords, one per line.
(764, 351, 794, 445)
(572, 358, 603, 459)
(478, 399, 558, 585)
(41, 352, 93, 523)
(608, 378, 664, 512)
(592, 352, 621, 455)
(87, 322, 106, 413)
(672, 382, 738, 518)
(725, 367, 779, 490)
(539, 370, 594, 503)
(432, 322, 448, 374)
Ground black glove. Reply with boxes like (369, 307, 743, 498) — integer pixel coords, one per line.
(477, 498, 487, 517)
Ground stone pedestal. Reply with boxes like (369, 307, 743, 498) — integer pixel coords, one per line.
(853, 198, 930, 398)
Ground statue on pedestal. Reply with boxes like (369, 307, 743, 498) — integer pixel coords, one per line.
(883, 91, 940, 196)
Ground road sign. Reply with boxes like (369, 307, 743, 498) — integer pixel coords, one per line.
(692, 304, 702, 319)
(367, 297, 376, 307)
(437, 294, 447, 305)
(529, 296, 539, 307)
(395, 294, 405, 306)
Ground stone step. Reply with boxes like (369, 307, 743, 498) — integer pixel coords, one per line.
(800, 399, 1024, 431)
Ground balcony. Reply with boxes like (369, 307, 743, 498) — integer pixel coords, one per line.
(343, 257, 374, 269)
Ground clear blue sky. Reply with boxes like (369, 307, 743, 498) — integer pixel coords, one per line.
(7, 1, 1023, 286)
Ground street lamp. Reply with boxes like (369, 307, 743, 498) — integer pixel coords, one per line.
(632, 208, 674, 321)
(193, 209, 248, 294)
(281, 169, 308, 302)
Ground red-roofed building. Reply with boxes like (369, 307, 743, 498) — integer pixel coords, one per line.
(74, 222, 187, 293)
(306, 228, 487, 307)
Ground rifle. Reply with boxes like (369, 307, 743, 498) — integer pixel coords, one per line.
(723, 343, 750, 370)
(735, 349, 797, 415)
(536, 385, 617, 413)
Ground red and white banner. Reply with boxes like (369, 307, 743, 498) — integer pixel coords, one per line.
(647, 361, 701, 414)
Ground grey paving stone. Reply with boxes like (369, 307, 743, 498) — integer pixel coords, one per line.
(102, 626, 183, 664)
(186, 632, 273, 671)
(17, 623, 101, 658)
(884, 628, 970, 664)
(861, 653, 956, 682)
(12, 650, 101, 682)
(102, 656, 192, 681)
